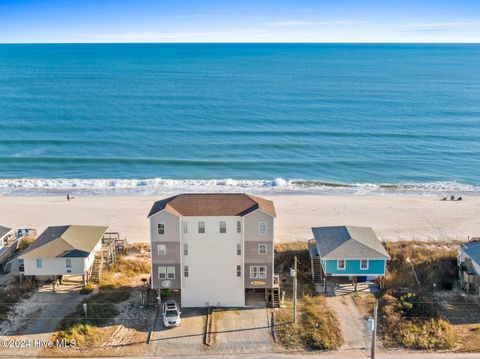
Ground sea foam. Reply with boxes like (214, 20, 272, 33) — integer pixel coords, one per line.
(0, 178, 478, 196)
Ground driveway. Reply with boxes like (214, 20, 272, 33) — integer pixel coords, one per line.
(150, 308, 207, 356)
(325, 281, 372, 351)
(213, 307, 273, 354)
(0, 279, 90, 357)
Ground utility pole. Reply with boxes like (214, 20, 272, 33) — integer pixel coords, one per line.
(371, 299, 378, 359)
(293, 256, 298, 323)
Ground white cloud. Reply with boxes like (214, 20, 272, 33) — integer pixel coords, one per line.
(399, 21, 480, 32)
(92, 32, 214, 41)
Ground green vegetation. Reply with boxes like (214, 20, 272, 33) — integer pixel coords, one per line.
(276, 295, 343, 350)
(384, 241, 457, 290)
(99, 256, 150, 289)
(380, 242, 458, 350)
(55, 254, 147, 347)
(55, 289, 131, 347)
(381, 293, 455, 350)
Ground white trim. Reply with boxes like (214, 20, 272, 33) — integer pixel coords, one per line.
(337, 259, 346, 270)
(258, 266, 267, 279)
(258, 243, 267, 255)
(325, 274, 385, 277)
(360, 259, 369, 270)
(148, 208, 180, 218)
(198, 221, 205, 234)
(219, 221, 227, 234)
(242, 208, 275, 219)
(258, 221, 268, 235)
(157, 243, 166, 256)
(322, 257, 388, 260)
(157, 223, 165, 235)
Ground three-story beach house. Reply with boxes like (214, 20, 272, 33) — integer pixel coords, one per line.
(148, 193, 276, 307)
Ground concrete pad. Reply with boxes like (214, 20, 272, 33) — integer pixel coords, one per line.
(214, 308, 273, 354)
(151, 308, 207, 356)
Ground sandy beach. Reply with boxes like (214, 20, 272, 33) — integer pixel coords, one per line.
(0, 194, 478, 243)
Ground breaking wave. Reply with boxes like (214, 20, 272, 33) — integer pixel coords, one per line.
(0, 178, 479, 196)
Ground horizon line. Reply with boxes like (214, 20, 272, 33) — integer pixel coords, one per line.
(1, 41, 479, 45)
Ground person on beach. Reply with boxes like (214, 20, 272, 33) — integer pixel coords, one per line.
(67, 193, 70, 201)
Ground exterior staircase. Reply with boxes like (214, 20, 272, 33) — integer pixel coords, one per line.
(90, 254, 103, 284)
(271, 287, 281, 308)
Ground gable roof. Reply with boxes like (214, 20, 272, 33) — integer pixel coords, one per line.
(20, 225, 107, 259)
(148, 193, 276, 218)
(311, 226, 390, 260)
(0, 225, 13, 239)
(462, 240, 480, 266)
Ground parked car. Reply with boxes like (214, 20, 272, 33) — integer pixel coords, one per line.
(162, 300, 181, 328)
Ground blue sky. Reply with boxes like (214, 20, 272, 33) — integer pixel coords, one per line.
(0, 0, 479, 43)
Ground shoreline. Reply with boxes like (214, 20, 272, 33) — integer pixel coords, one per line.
(1, 193, 478, 243)
(0, 178, 479, 197)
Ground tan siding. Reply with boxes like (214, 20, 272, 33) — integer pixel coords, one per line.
(151, 263, 181, 290)
(152, 241, 180, 264)
(244, 263, 273, 289)
(243, 210, 274, 242)
(150, 210, 180, 243)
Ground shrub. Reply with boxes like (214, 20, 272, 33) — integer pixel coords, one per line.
(276, 295, 343, 350)
(393, 318, 455, 350)
(18, 237, 35, 251)
(381, 293, 455, 350)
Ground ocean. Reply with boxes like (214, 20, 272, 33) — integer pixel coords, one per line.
(0, 43, 479, 195)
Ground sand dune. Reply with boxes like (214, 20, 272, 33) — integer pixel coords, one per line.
(0, 194, 478, 243)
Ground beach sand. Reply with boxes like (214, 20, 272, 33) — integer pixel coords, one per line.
(0, 194, 478, 243)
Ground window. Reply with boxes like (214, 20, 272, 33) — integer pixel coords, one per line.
(157, 244, 166, 256)
(250, 266, 267, 279)
(237, 221, 242, 233)
(258, 244, 267, 255)
(184, 265, 189, 277)
(36, 259, 42, 268)
(236, 265, 241, 277)
(198, 221, 205, 234)
(157, 223, 165, 235)
(183, 221, 188, 234)
(259, 266, 267, 279)
(184, 243, 189, 256)
(219, 221, 227, 234)
(66, 258, 72, 268)
(250, 266, 258, 279)
(360, 259, 369, 270)
(167, 267, 175, 279)
(258, 222, 267, 235)
(237, 243, 242, 255)
(337, 260, 346, 270)
(158, 266, 175, 279)
(158, 266, 167, 279)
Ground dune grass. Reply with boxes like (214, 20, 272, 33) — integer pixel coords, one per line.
(275, 295, 343, 350)
(55, 289, 131, 347)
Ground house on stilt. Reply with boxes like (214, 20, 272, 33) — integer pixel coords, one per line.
(308, 226, 390, 293)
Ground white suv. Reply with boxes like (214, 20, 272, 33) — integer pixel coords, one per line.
(162, 300, 181, 328)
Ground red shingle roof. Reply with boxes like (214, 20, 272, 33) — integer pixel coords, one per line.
(148, 193, 276, 218)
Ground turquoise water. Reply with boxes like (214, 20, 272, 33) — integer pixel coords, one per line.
(0, 44, 479, 194)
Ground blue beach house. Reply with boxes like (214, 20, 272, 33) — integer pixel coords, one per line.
(308, 226, 390, 292)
